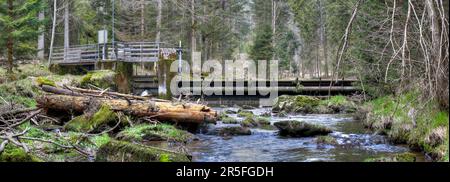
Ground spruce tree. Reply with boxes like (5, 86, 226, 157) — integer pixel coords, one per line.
(0, 0, 46, 74)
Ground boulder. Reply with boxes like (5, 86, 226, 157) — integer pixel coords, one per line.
(274, 120, 332, 137)
(80, 70, 116, 89)
(241, 117, 258, 128)
(237, 110, 254, 118)
(272, 95, 320, 114)
(316, 135, 338, 145)
(255, 117, 271, 126)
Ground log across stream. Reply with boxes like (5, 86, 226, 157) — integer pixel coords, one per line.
(37, 95, 217, 124)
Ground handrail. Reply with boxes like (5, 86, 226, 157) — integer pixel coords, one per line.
(51, 42, 172, 64)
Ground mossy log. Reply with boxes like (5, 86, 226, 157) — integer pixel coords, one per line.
(37, 95, 217, 124)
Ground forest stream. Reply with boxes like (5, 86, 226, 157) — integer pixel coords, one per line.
(188, 107, 425, 162)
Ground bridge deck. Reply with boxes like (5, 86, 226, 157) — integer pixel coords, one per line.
(51, 42, 178, 65)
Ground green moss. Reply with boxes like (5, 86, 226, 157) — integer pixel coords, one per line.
(95, 140, 191, 162)
(117, 124, 194, 143)
(363, 91, 449, 161)
(432, 112, 449, 128)
(0, 78, 38, 107)
(80, 72, 93, 86)
(64, 104, 117, 132)
(222, 117, 239, 124)
(272, 95, 321, 114)
(241, 117, 258, 128)
(255, 117, 270, 126)
(316, 135, 338, 145)
(80, 70, 116, 89)
(0, 144, 43, 162)
(237, 110, 254, 118)
(274, 121, 333, 137)
(90, 134, 112, 147)
(160, 154, 171, 162)
(36, 77, 56, 87)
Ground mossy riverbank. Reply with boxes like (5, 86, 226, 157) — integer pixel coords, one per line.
(358, 91, 449, 162)
(0, 63, 193, 162)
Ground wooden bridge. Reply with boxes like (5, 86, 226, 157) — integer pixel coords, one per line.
(52, 42, 361, 102)
(50, 42, 176, 65)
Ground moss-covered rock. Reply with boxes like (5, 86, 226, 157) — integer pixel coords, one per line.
(255, 117, 271, 126)
(64, 104, 117, 132)
(319, 95, 356, 113)
(222, 117, 239, 124)
(364, 153, 417, 162)
(116, 124, 194, 144)
(273, 95, 356, 114)
(237, 110, 254, 118)
(272, 95, 320, 114)
(36, 77, 56, 87)
(95, 140, 191, 162)
(316, 135, 338, 145)
(274, 120, 332, 137)
(80, 70, 116, 89)
(241, 117, 258, 128)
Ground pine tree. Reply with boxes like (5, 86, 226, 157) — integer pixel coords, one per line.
(250, 24, 273, 61)
(0, 0, 46, 74)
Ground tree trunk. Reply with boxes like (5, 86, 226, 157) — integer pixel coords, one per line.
(318, 0, 328, 77)
(48, 0, 57, 65)
(37, 11, 45, 60)
(271, 0, 277, 60)
(64, 0, 70, 60)
(156, 0, 162, 43)
(37, 95, 218, 124)
(190, 0, 197, 56)
(140, 0, 145, 39)
(6, 0, 13, 74)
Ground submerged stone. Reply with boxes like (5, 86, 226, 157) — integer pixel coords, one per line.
(316, 135, 338, 145)
(207, 126, 252, 136)
(241, 117, 258, 128)
(364, 153, 417, 162)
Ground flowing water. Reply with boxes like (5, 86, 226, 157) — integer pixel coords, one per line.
(188, 107, 425, 162)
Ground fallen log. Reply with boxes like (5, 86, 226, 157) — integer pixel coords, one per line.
(36, 95, 217, 124)
(65, 86, 157, 101)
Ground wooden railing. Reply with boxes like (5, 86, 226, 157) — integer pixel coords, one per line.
(51, 42, 171, 65)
